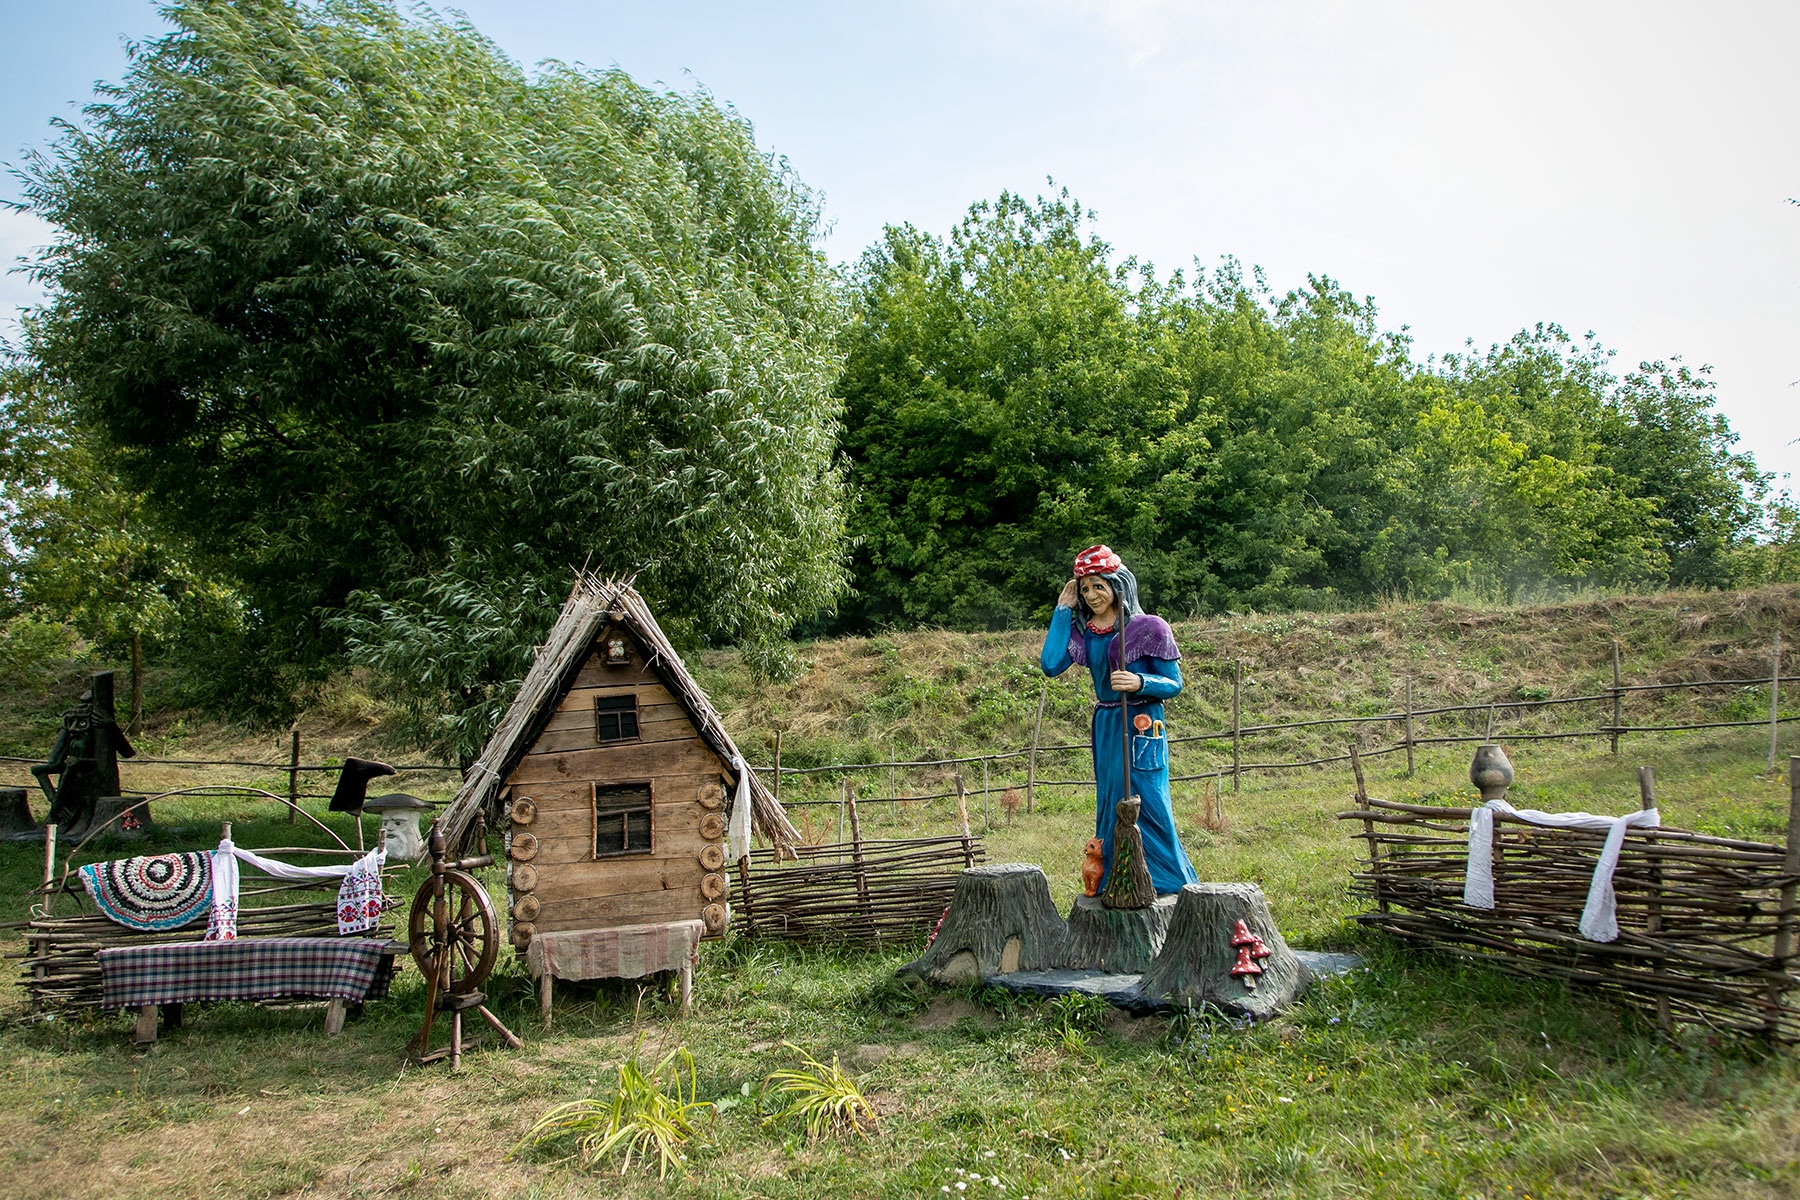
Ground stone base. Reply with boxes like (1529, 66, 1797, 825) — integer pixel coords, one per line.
(983, 951, 1360, 1015)
(1059, 893, 1177, 973)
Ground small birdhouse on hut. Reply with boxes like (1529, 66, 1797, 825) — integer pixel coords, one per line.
(435, 576, 797, 1006)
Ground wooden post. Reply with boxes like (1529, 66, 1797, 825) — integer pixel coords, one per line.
(1770, 629, 1783, 776)
(836, 778, 846, 864)
(40, 823, 57, 920)
(1231, 662, 1242, 795)
(889, 737, 899, 827)
(981, 756, 991, 834)
(1404, 677, 1416, 778)
(135, 1004, 158, 1045)
(953, 773, 974, 867)
(324, 999, 348, 1036)
(1620, 644, 1634, 755)
(1767, 756, 1800, 1039)
(1639, 765, 1672, 1035)
(846, 785, 871, 927)
(286, 727, 301, 824)
(735, 852, 755, 937)
(1027, 682, 1046, 814)
(772, 731, 783, 809)
(1350, 745, 1386, 914)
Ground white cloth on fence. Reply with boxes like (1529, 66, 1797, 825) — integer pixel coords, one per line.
(206, 839, 386, 941)
(1463, 799, 1659, 942)
(728, 756, 753, 864)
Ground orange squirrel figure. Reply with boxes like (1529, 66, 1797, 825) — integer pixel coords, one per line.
(1080, 837, 1105, 897)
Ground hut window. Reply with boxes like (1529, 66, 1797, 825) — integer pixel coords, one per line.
(594, 694, 640, 744)
(593, 783, 652, 856)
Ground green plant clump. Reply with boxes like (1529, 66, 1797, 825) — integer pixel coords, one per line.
(763, 1042, 877, 1142)
(511, 1044, 715, 1178)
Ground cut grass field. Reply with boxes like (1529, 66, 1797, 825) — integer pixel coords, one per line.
(0, 587, 1796, 1198)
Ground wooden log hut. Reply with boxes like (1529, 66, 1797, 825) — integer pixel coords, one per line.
(436, 575, 798, 1017)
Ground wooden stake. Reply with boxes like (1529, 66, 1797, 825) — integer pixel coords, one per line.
(1231, 662, 1242, 795)
(846, 785, 870, 922)
(1770, 629, 1783, 776)
(953, 773, 973, 867)
(1768, 756, 1800, 1038)
(836, 778, 846, 864)
(1620, 644, 1634, 755)
(1404, 676, 1416, 778)
(772, 731, 783, 810)
(1639, 765, 1672, 1034)
(1027, 682, 1046, 814)
(1350, 745, 1385, 914)
(889, 737, 898, 827)
(981, 756, 990, 835)
(286, 727, 300, 824)
(40, 823, 57, 920)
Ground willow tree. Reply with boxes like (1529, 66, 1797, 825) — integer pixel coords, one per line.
(18, 0, 847, 754)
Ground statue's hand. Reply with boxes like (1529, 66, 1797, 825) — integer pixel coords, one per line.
(1057, 578, 1079, 608)
(1110, 671, 1142, 694)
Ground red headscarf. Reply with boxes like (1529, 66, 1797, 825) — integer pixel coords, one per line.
(1072, 544, 1122, 578)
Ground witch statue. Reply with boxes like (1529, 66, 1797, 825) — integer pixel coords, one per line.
(1040, 545, 1198, 897)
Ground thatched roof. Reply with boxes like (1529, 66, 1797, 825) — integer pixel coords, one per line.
(438, 574, 798, 855)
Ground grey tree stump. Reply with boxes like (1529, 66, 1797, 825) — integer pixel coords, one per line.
(902, 864, 1068, 984)
(0, 788, 33, 835)
(1059, 893, 1176, 973)
(1137, 883, 1309, 1019)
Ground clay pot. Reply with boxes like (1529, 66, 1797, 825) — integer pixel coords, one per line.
(1469, 743, 1514, 801)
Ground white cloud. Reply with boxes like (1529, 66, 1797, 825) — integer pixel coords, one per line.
(0, 206, 51, 346)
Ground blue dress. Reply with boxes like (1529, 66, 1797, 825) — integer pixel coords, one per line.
(1041, 605, 1199, 895)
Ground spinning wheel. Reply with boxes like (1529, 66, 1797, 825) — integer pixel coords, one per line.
(408, 867, 498, 994)
(406, 820, 522, 1067)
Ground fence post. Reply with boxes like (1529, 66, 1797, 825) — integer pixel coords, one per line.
(1231, 661, 1242, 795)
(837, 777, 846, 863)
(1771, 629, 1783, 776)
(286, 727, 301, 824)
(953, 773, 974, 867)
(1767, 756, 1800, 1039)
(846, 784, 870, 927)
(772, 731, 783, 808)
(1404, 676, 1416, 778)
(1620, 644, 1634, 755)
(1638, 765, 1673, 1034)
(1027, 682, 1046, 814)
(981, 756, 991, 834)
(1349, 745, 1385, 914)
(889, 737, 899, 826)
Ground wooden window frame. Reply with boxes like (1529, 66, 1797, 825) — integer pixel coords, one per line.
(592, 781, 653, 859)
(594, 692, 641, 744)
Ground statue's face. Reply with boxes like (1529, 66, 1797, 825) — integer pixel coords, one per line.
(1079, 575, 1116, 621)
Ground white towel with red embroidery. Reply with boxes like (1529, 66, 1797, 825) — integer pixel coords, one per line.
(1463, 799, 1659, 942)
(205, 840, 386, 940)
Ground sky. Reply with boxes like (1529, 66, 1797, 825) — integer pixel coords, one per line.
(2, 0, 1796, 490)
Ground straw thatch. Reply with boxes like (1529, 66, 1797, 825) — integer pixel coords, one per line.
(438, 574, 799, 855)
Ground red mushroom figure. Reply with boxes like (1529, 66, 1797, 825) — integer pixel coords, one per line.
(1228, 918, 1272, 990)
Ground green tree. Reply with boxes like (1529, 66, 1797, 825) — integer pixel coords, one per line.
(0, 361, 239, 728)
(17, 0, 847, 751)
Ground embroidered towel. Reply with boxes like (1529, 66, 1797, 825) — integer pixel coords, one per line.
(207, 839, 388, 941)
(335, 849, 384, 935)
(1463, 799, 1660, 942)
(78, 853, 213, 931)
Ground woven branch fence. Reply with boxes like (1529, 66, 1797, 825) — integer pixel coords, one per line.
(1338, 752, 1800, 1041)
(731, 791, 984, 945)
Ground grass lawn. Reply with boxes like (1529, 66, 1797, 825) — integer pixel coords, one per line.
(2, 722, 1798, 1199)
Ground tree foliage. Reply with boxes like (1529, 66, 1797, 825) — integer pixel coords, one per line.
(17, 0, 848, 750)
(838, 191, 1767, 629)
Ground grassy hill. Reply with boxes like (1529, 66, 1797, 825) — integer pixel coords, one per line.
(0, 586, 1795, 1198)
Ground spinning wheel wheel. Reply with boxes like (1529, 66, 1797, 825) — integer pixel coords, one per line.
(408, 868, 498, 994)
(406, 820, 522, 1067)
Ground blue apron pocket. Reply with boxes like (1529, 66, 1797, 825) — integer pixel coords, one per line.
(1132, 734, 1167, 771)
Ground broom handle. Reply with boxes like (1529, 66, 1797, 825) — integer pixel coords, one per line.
(1119, 606, 1132, 801)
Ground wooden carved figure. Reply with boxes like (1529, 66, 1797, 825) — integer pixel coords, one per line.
(1041, 544, 1198, 898)
(1080, 838, 1105, 897)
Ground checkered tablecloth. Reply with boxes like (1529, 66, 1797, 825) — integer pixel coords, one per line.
(97, 938, 396, 1009)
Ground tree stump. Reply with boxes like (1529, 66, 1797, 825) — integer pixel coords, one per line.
(1059, 893, 1177, 973)
(902, 864, 1068, 984)
(1137, 883, 1308, 1019)
(0, 788, 34, 836)
(70, 796, 153, 842)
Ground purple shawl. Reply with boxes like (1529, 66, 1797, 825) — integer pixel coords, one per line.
(1069, 613, 1181, 669)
